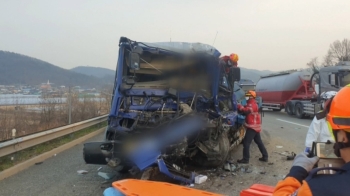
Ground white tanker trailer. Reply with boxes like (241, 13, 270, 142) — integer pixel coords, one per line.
(255, 62, 350, 118)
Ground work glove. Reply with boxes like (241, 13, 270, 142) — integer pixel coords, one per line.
(304, 147, 311, 154)
(292, 152, 319, 172)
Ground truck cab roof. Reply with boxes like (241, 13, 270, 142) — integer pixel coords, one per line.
(119, 37, 221, 58)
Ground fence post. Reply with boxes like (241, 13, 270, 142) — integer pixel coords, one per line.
(68, 86, 72, 124)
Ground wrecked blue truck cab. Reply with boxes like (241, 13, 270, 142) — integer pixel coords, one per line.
(83, 37, 248, 184)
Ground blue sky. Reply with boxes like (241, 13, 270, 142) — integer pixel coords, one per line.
(1, 0, 350, 71)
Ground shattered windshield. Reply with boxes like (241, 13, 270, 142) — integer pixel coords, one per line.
(123, 50, 213, 96)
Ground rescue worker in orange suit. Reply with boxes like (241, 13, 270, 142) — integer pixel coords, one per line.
(219, 53, 239, 73)
(273, 84, 350, 196)
(237, 90, 268, 164)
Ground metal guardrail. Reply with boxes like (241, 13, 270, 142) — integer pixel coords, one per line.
(0, 114, 108, 158)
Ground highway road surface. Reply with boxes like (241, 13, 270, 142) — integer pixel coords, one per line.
(0, 110, 313, 196)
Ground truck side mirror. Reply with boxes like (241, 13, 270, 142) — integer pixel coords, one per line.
(328, 73, 339, 86)
(228, 67, 241, 83)
(129, 46, 143, 70)
(129, 52, 140, 70)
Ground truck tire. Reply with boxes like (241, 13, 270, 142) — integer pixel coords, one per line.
(192, 131, 230, 167)
(285, 101, 294, 116)
(294, 103, 305, 119)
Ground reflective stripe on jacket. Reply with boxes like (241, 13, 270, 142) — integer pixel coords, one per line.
(273, 162, 350, 196)
(237, 98, 261, 132)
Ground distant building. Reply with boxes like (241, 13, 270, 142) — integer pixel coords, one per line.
(40, 80, 52, 90)
(22, 88, 31, 94)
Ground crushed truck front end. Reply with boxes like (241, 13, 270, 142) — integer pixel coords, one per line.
(83, 37, 247, 184)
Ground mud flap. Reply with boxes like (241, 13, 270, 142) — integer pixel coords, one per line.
(83, 142, 110, 165)
(83, 141, 124, 165)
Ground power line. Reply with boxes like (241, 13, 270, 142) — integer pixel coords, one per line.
(212, 31, 218, 46)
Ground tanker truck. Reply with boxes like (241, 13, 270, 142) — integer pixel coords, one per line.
(255, 62, 350, 118)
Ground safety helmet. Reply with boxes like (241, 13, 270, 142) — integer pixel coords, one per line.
(321, 91, 337, 109)
(327, 85, 350, 131)
(321, 91, 337, 100)
(229, 53, 239, 62)
(246, 90, 256, 98)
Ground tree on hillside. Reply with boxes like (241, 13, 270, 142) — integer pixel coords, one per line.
(325, 38, 350, 65)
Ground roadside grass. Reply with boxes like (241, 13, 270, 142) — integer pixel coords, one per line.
(0, 121, 107, 172)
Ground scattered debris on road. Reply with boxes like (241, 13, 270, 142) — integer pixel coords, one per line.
(274, 151, 288, 156)
(276, 146, 283, 148)
(231, 164, 237, 171)
(286, 152, 296, 160)
(98, 171, 115, 180)
(274, 151, 296, 160)
(224, 163, 231, 171)
(195, 175, 208, 184)
(223, 162, 238, 172)
(77, 170, 88, 175)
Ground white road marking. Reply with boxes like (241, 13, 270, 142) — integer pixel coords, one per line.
(276, 119, 310, 128)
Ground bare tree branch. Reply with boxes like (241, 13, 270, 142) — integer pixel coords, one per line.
(306, 57, 320, 72)
(327, 38, 350, 64)
(323, 50, 336, 66)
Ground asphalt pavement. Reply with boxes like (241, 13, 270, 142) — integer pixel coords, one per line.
(0, 110, 312, 196)
(260, 110, 312, 149)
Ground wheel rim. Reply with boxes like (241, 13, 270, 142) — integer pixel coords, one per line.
(296, 105, 301, 116)
(286, 103, 291, 113)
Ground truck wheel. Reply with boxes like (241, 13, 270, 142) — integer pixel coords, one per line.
(192, 131, 230, 167)
(285, 102, 294, 115)
(295, 103, 305, 119)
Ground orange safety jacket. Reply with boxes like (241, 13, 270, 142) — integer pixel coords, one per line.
(219, 56, 238, 73)
(273, 162, 350, 196)
(237, 98, 262, 132)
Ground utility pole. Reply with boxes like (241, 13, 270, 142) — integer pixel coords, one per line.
(68, 86, 72, 124)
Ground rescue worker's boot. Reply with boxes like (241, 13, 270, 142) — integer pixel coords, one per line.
(237, 159, 249, 164)
(259, 157, 268, 162)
